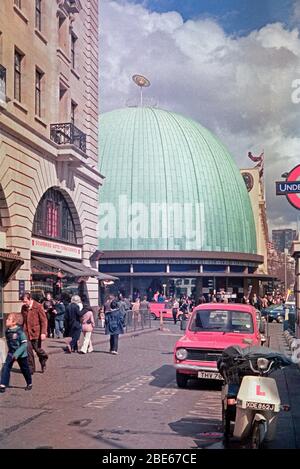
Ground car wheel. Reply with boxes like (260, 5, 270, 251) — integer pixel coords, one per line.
(150, 313, 157, 320)
(177, 314, 183, 321)
(277, 316, 284, 323)
(176, 372, 189, 388)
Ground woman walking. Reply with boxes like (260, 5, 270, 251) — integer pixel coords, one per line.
(79, 306, 95, 353)
(105, 300, 125, 355)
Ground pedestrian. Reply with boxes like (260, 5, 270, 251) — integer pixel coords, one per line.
(79, 305, 95, 354)
(105, 299, 125, 355)
(64, 295, 83, 353)
(43, 292, 56, 338)
(0, 313, 32, 393)
(21, 292, 48, 374)
(172, 298, 179, 325)
(140, 296, 150, 327)
(54, 295, 65, 338)
(98, 306, 105, 328)
(132, 298, 140, 325)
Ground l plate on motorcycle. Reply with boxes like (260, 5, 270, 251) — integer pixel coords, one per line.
(245, 401, 275, 411)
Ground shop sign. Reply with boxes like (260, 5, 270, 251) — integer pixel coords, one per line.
(19, 280, 26, 300)
(31, 238, 82, 259)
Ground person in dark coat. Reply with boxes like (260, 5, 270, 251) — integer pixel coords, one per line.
(54, 295, 65, 338)
(105, 300, 124, 355)
(43, 292, 56, 338)
(64, 295, 83, 353)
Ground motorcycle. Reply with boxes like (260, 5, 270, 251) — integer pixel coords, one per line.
(217, 345, 292, 448)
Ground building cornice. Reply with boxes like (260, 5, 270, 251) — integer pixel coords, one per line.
(100, 250, 264, 264)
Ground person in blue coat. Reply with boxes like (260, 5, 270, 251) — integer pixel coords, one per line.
(105, 299, 125, 355)
(0, 313, 32, 392)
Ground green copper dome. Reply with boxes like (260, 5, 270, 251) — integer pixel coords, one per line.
(99, 107, 257, 253)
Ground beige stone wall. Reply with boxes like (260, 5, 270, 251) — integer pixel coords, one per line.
(240, 168, 268, 274)
(0, 0, 101, 313)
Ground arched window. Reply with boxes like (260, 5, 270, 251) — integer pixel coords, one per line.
(33, 189, 76, 244)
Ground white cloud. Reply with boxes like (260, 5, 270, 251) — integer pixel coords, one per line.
(100, 0, 300, 233)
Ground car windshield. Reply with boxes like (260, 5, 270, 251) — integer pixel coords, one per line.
(189, 309, 254, 333)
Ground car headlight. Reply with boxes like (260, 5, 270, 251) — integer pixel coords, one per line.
(176, 348, 188, 360)
(257, 358, 269, 370)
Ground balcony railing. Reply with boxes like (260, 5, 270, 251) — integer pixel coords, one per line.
(50, 122, 86, 153)
(0, 64, 6, 100)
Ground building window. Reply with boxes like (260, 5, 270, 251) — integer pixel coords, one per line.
(35, 68, 43, 117)
(71, 33, 77, 69)
(35, 0, 42, 31)
(71, 100, 77, 125)
(14, 49, 23, 102)
(14, 0, 22, 8)
(33, 188, 77, 244)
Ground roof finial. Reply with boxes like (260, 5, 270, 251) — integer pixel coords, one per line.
(132, 74, 151, 107)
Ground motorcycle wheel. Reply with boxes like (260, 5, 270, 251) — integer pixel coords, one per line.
(251, 421, 265, 449)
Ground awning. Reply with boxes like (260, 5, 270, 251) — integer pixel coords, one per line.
(60, 259, 118, 281)
(32, 256, 84, 276)
(0, 250, 24, 286)
(32, 256, 118, 281)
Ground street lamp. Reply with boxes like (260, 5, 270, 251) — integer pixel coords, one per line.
(284, 248, 288, 294)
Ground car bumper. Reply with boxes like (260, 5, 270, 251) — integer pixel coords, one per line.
(174, 363, 219, 372)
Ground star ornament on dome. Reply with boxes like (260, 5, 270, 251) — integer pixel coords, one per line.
(132, 75, 151, 88)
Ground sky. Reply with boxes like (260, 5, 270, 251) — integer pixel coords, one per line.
(99, 0, 300, 234)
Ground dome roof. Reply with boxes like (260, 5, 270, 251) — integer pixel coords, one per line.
(99, 107, 257, 253)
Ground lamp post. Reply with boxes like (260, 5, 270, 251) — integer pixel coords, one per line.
(284, 248, 288, 294)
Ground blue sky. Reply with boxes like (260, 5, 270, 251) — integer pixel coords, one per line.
(101, 0, 300, 229)
(128, 0, 295, 35)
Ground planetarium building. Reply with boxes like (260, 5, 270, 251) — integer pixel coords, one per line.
(97, 107, 269, 301)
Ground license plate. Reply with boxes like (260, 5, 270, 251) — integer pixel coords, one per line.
(246, 401, 275, 411)
(198, 371, 223, 380)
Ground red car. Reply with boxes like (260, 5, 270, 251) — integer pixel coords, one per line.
(149, 302, 185, 321)
(174, 303, 265, 388)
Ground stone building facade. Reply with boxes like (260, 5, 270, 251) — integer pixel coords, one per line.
(0, 0, 101, 340)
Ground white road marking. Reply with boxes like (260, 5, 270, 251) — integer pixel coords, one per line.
(84, 376, 153, 409)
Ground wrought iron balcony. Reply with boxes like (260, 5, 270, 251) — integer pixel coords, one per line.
(0, 64, 6, 100)
(50, 122, 86, 153)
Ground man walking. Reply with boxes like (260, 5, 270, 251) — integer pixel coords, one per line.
(21, 292, 48, 373)
(140, 296, 150, 327)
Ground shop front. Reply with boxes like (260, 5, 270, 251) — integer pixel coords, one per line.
(30, 238, 112, 303)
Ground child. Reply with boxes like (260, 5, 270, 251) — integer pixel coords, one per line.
(0, 313, 32, 393)
(98, 307, 105, 328)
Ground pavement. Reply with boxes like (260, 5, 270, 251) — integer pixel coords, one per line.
(43, 322, 157, 356)
(266, 323, 300, 448)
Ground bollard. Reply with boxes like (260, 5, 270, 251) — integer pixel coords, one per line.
(159, 310, 164, 331)
(285, 307, 289, 321)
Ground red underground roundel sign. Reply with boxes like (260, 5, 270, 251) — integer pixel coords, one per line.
(287, 165, 300, 209)
(276, 164, 300, 210)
